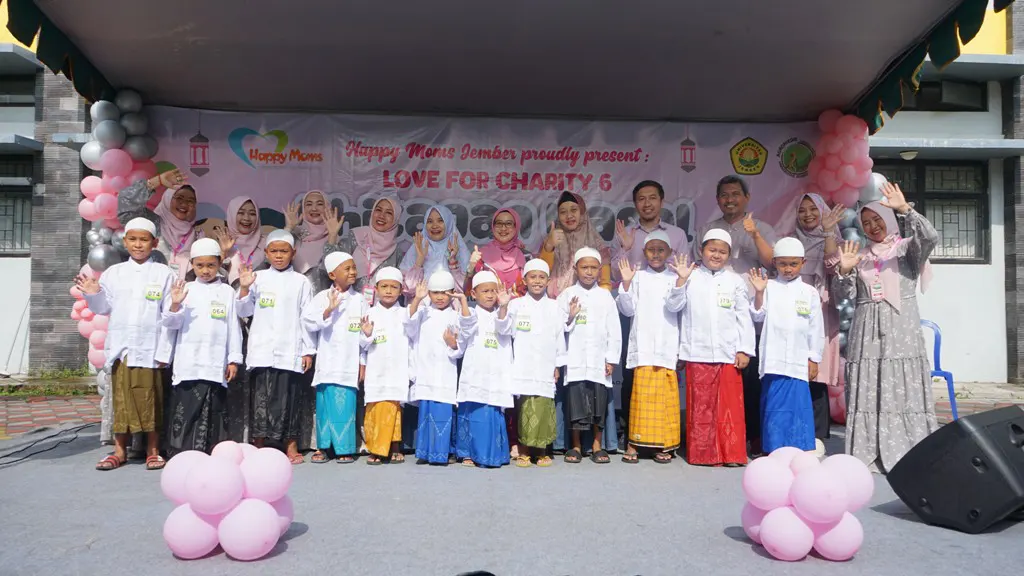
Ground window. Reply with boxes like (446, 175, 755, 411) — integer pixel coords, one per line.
(0, 191, 32, 254)
(900, 81, 988, 112)
(0, 156, 33, 178)
(874, 162, 987, 263)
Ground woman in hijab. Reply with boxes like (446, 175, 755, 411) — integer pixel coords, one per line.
(777, 192, 845, 454)
(465, 208, 530, 296)
(342, 196, 404, 298)
(833, 181, 938, 474)
(399, 202, 470, 295)
(220, 196, 266, 286)
(285, 190, 345, 292)
(116, 168, 202, 280)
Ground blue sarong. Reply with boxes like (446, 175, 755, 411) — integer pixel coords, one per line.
(315, 384, 357, 455)
(760, 373, 815, 452)
(456, 401, 509, 468)
(415, 400, 456, 464)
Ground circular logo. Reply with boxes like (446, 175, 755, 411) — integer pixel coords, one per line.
(777, 139, 815, 178)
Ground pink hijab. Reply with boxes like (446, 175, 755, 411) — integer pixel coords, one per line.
(293, 190, 329, 274)
(226, 196, 265, 283)
(479, 208, 526, 287)
(352, 197, 402, 279)
(777, 192, 840, 290)
(857, 201, 933, 313)
(548, 192, 608, 297)
(154, 185, 198, 275)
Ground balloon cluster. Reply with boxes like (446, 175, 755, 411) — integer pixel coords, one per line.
(741, 449, 874, 562)
(806, 109, 872, 207)
(69, 279, 109, 370)
(161, 441, 295, 561)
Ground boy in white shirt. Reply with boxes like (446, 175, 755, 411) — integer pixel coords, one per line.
(236, 229, 315, 465)
(557, 247, 622, 464)
(616, 230, 682, 464)
(748, 238, 824, 453)
(359, 266, 410, 465)
(668, 228, 756, 466)
(405, 270, 465, 465)
(454, 271, 515, 468)
(158, 237, 243, 456)
(509, 259, 565, 468)
(79, 217, 175, 471)
(303, 251, 366, 464)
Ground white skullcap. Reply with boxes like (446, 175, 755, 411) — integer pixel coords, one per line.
(374, 266, 403, 285)
(124, 217, 156, 236)
(266, 229, 295, 248)
(701, 228, 733, 247)
(427, 270, 456, 291)
(472, 270, 499, 289)
(189, 238, 221, 259)
(324, 251, 353, 273)
(644, 230, 672, 247)
(522, 259, 550, 276)
(573, 246, 602, 265)
(773, 237, 806, 258)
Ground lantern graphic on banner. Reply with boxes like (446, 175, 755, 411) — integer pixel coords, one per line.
(680, 125, 697, 173)
(189, 113, 210, 177)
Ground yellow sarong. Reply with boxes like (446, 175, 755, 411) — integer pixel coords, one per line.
(628, 366, 681, 450)
(363, 401, 402, 457)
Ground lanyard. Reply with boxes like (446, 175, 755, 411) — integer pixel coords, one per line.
(172, 228, 194, 258)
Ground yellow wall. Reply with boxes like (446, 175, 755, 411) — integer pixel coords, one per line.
(961, 6, 1008, 55)
(0, 6, 37, 50)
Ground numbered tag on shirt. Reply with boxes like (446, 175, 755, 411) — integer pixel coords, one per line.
(347, 316, 361, 333)
(144, 284, 163, 301)
(484, 331, 499, 349)
(210, 301, 227, 319)
(515, 314, 532, 332)
(362, 285, 376, 307)
(795, 299, 811, 317)
(717, 291, 733, 309)
(869, 275, 885, 302)
(258, 292, 276, 308)
(575, 308, 588, 325)
(372, 329, 387, 345)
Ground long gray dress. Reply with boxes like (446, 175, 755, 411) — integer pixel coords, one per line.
(833, 209, 939, 472)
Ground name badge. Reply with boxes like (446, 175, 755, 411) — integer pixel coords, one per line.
(717, 292, 733, 309)
(515, 315, 532, 332)
(484, 331, 499, 349)
(347, 316, 361, 333)
(144, 284, 163, 301)
(869, 273, 885, 302)
(362, 285, 376, 307)
(258, 292, 276, 308)
(575, 309, 588, 325)
(372, 330, 387, 345)
(210, 301, 227, 319)
(795, 300, 811, 317)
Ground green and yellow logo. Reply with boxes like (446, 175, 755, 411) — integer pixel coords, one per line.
(730, 138, 767, 176)
(777, 138, 815, 178)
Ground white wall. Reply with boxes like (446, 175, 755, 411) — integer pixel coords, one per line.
(0, 257, 30, 375)
(0, 106, 34, 137)
(878, 81, 1003, 138)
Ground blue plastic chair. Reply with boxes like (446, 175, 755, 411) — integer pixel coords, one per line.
(920, 319, 958, 421)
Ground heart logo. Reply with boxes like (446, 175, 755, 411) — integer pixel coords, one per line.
(228, 128, 290, 168)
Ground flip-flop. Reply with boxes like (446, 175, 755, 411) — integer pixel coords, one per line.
(621, 452, 639, 464)
(389, 453, 405, 464)
(336, 456, 355, 464)
(145, 455, 166, 470)
(514, 455, 532, 468)
(461, 459, 476, 468)
(563, 449, 583, 464)
(590, 450, 611, 464)
(536, 456, 553, 468)
(95, 454, 126, 471)
(311, 451, 329, 464)
(366, 455, 383, 466)
(653, 452, 673, 464)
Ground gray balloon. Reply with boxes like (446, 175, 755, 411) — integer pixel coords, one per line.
(124, 135, 158, 161)
(97, 227, 113, 244)
(839, 208, 858, 229)
(85, 229, 101, 246)
(835, 298, 851, 311)
(80, 140, 106, 170)
(112, 229, 126, 251)
(93, 120, 127, 149)
(840, 304, 856, 320)
(838, 332, 848, 352)
(859, 173, 887, 204)
(841, 227, 862, 243)
(119, 112, 148, 136)
(91, 219, 107, 231)
(839, 318, 852, 331)
(90, 100, 120, 123)
(114, 89, 143, 114)
(87, 244, 123, 272)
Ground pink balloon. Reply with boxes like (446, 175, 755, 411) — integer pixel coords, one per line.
(817, 170, 841, 193)
(100, 148, 133, 178)
(93, 193, 118, 220)
(80, 307, 95, 321)
(136, 159, 158, 177)
(818, 134, 837, 156)
(70, 285, 84, 300)
(821, 454, 875, 511)
(743, 456, 794, 511)
(161, 450, 211, 505)
(829, 395, 847, 424)
(855, 155, 874, 172)
(70, 309, 82, 321)
(185, 456, 245, 515)
(240, 443, 258, 459)
(849, 168, 871, 189)
(78, 198, 101, 222)
(80, 176, 104, 200)
(824, 136, 844, 155)
(741, 501, 767, 544)
(760, 506, 814, 562)
(791, 466, 849, 524)
(91, 314, 109, 331)
(835, 115, 861, 138)
(163, 503, 220, 560)
(853, 138, 870, 158)
(768, 446, 803, 467)
(817, 109, 843, 134)
(104, 218, 123, 231)
(837, 164, 858, 187)
(87, 348, 105, 369)
(77, 319, 95, 338)
(789, 452, 821, 476)
(806, 156, 823, 181)
(269, 494, 294, 536)
(217, 498, 281, 561)
(823, 154, 842, 172)
(128, 170, 150, 184)
(833, 186, 860, 207)
(105, 175, 128, 193)
(72, 299, 87, 312)
(812, 512, 864, 561)
(239, 447, 293, 503)
(839, 143, 862, 164)
(80, 264, 100, 279)
(212, 440, 245, 465)
(89, 330, 107, 349)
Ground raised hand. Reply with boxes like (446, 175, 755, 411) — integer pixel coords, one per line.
(325, 287, 343, 314)
(743, 213, 758, 237)
(615, 219, 636, 250)
(747, 268, 768, 292)
(284, 201, 303, 231)
(325, 206, 345, 240)
(158, 168, 187, 189)
(567, 296, 581, 321)
(837, 240, 863, 274)
(821, 203, 845, 232)
(214, 227, 236, 255)
(543, 221, 565, 252)
(668, 254, 697, 284)
(413, 232, 427, 267)
(734, 352, 750, 370)
(170, 279, 189, 305)
(468, 245, 482, 269)
(361, 315, 374, 337)
(238, 264, 256, 289)
(442, 326, 459, 350)
(74, 274, 100, 295)
(447, 236, 461, 270)
(496, 284, 513, 307)
(879, 181, 910, 214)
(414, 279, 429, 301)
(617, 259, 638, 284)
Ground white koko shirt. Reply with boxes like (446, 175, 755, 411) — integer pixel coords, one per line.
(557, 283, 622, 388)
(158, 278, 243, 386)
(405, 303, 463, 405)
(668, 265, 756, 363)
(616, 267, 682, 370)
(360, 302, 412, 404)
(456, 306, 514, 408)
(751, 277, 825, 380)
(508, 294, 566, 398)
(236, 266, 315, 373)
(303, 287, 368, 388)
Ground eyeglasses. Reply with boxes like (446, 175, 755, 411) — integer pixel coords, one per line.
(493, 221, 517, 229)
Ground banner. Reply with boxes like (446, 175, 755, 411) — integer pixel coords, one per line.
(149, 107, 818, 250)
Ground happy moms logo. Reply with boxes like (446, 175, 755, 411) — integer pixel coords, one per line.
(228, 128, 324, 168)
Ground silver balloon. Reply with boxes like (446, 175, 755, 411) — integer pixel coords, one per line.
(839, 208, 858, 229)
(840, 304, 856, 320)
(838, 331, 848, 352)
(90, 100, 120, 123)
(87, 244, 123, 272)
(841, 227, 862, 243)
(119, 112, 148, 136)
(839, 318, 852, 331)
(93, 120, 127, 149)
(114, 89, 143, 114)
(85, 229, 102, 246)
(858, 173, 888, 204)
(91, 220, 107, 231)
(97, 227, 113, 244)
(835, 298, 852, 311)
(112, 229, 126, 250)
(80, 140, 106, 170)
(123, 135, 158, 161)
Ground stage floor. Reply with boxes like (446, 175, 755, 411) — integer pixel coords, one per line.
(0, 426, 1020, 576)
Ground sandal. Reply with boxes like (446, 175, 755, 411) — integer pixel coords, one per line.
(336, 455, 355, 464)
(145, 455, 166, 471)
(590, 450, 611, 464)
(95, 454, 126, 471)
(288, 453, 305, 465)
(515, 455, 532, 468)
(389, 453, 405, 464)
(621, 452, 639, 464)
(536, 455, 553, 468)
(366, 455, 383, 466)
(461, 458, 476, 467)
(311, 451, 329, 464)
(563, 449, 582, 464)
(654, 452, 673, 464)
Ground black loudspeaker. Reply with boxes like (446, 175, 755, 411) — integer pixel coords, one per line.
(887, 405, 1024, 534)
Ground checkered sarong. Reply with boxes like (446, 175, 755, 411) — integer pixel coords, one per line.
(628, 366, 681, 450)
